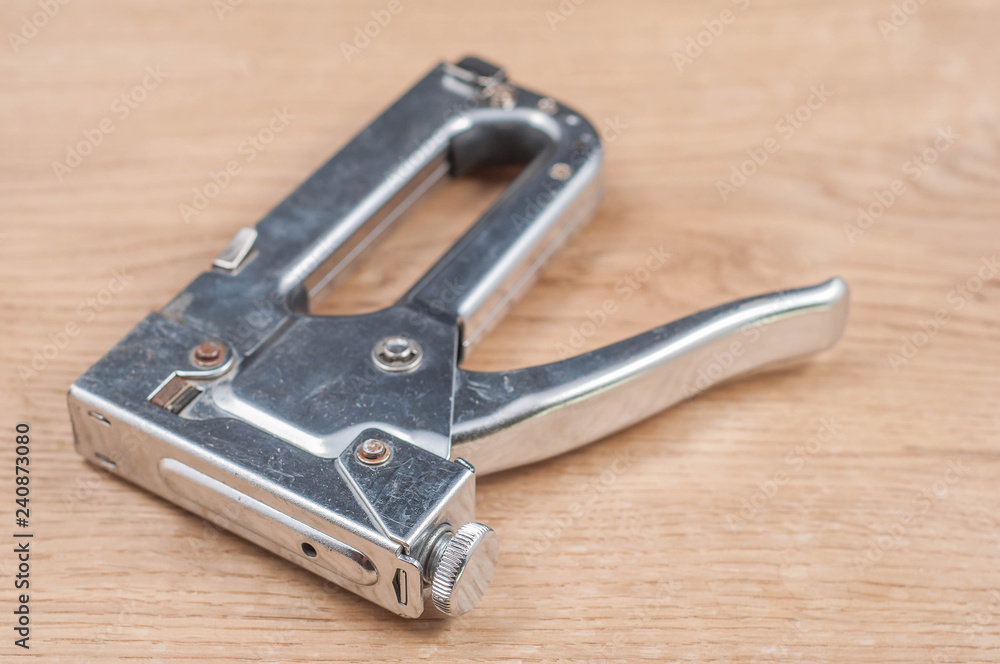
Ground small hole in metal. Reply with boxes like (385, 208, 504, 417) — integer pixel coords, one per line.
(88, 411, 111, 427)
(301, 542, 317, 558)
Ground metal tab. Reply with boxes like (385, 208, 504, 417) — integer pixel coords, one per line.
(212, 227, 257, 271)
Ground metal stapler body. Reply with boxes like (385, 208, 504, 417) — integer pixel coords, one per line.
(68, 57, 849, 617)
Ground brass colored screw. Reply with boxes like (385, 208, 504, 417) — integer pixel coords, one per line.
(192, 341, 224, 368)
(357, 438, 391, 465)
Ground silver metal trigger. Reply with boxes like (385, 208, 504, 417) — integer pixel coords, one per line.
(67, 56, 848, 619)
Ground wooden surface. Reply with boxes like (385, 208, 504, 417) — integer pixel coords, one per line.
(2, 0, 999, 661)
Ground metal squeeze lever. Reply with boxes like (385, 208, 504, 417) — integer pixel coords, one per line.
(68, 56, 849, 618)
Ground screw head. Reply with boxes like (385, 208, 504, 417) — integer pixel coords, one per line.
(372, 336, 422, 373)
(429, 522, 500, 617)
(192, 341, 224, 368)
(536, 97, 558, 115)
(485, 82, 516, 109)
(357, 438, 391, 465)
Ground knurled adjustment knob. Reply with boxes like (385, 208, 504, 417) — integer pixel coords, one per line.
(429, 522, 500, 616)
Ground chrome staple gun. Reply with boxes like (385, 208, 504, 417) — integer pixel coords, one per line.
(68, 57, 849, 617)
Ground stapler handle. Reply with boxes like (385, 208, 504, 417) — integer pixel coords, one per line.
(451, 278, 849, 475)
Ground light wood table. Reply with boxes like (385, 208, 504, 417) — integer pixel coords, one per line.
(2, 0, 998, 661)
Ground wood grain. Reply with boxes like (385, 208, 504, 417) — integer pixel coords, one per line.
(2, 0, 999, 661)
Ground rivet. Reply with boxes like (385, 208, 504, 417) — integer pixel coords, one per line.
(192, 341, 225, 368)
(549, 163, 573, 181)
